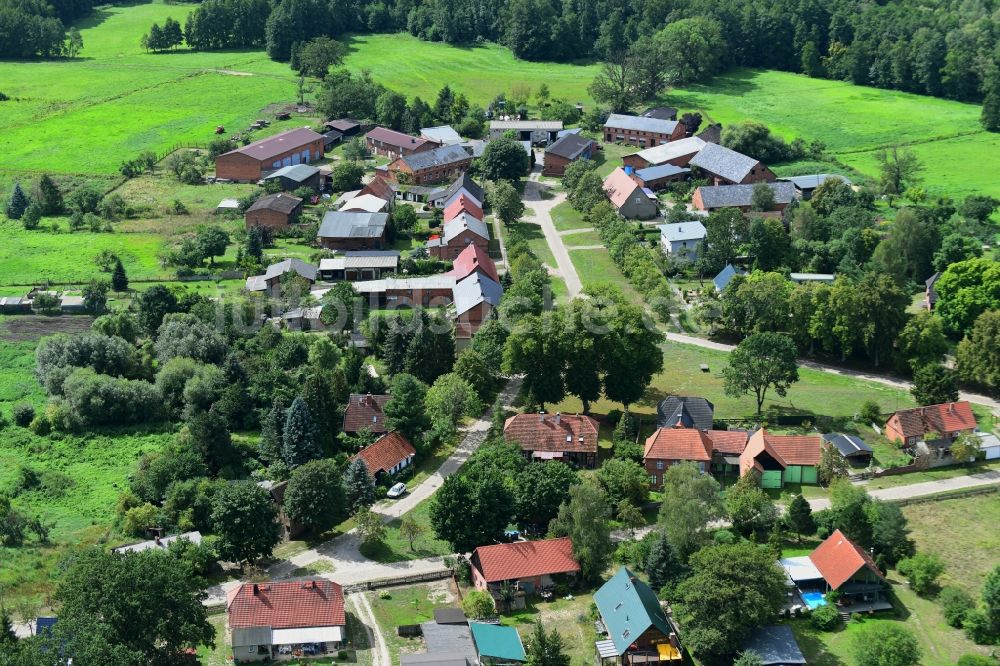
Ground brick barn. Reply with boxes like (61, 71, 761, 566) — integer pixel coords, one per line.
(388, 144, 472, 185)
(244, 193, 303, 230)
(317, 211, 388, 251)
(542, 133, 595, 176)
(688, 143, 776, 185)
(365, 127, 437, 159)
(603, 113, 686, 147)
(215, 127, 325, 182)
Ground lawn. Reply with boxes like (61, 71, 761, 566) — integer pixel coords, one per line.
(551, 338, 918, 422)
(664, 68, 998, 200)
(342, 33, 600, 109)
(499, 589, 600, 665)
(902, 492, 1000, 595)
(364, 581, 459, 664)
(560, 229, 603, 247)
(569, 247, 644, 303)
(360, 498, 453, 563)
(550, 200, 591, 232)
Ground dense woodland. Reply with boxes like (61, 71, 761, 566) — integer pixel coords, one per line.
(4, 0, 1000, 108)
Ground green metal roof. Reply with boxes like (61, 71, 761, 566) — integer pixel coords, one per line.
(469, 622, 526, 662)
(594, 567, 674, 655)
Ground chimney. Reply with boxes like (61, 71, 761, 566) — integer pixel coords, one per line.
(539, 411, 545, 422)
(252, 584, 259, 595)
(554, 412, 561, 425)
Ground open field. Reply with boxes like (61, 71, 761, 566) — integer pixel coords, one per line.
(902, 492, 1000, 595)
(665, 69, 999, 200)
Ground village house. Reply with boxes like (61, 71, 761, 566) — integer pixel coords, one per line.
(324, 118, 361, 136)
(643, 426, 754, 488)
(227, 580, 345, 661)
(470, 537, 581, 608)
(884, 401, 977, 457)
(470, 623, 527, 665)
(318, 250, 400, 281)
(603, 167, 658, 220)
(389, 144, 473, 185)
(658, 221, 706, 261)
(781, 173, 851, 200)
(603, 113, 686, 146)
(488, 120, 563, 144)
(262, 163, 321, 191)
(215, 127, 325, 182)
(357, 175, 397, 209)
(427, 213, 490, 260)
(365, 127, 437, 159)
(594, 567, 683, 665)
(924, 272, 941, 310)
(622, 136, 707, 170)
(739, 430, 822, 489)
(245, 258, 317, 298)
(281, 306, 324, 332)
(339, 193, 390, 214)
(822, 433, 874, 467)
(343, 393, 391, 434)
(691, 181, 797, 214)
(352, 431, 417, 480)
(244, 192, 303, 230)
(657, 396, 715, 431)
(642, 106, 679, 121)
(350, 275, 457, 309)
(503, 412, 600, 468)
(779, 529, 891, 616)
(688, 143, 776, 185)
(631, 164, 691, 191)
(453, 271, 503, 342)
(444, 194, 484, 222)
(448, 244, 499, 282)
(713, 264, 745, 293)
(542, 133, 595, 176)
(421, 125, 463, 145)
(435, 173, 485, 209)
(317, 211, 388, 251)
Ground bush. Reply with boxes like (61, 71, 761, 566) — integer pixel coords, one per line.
(461, 590, 495, 619)
(897, 552, 945, 596)
(940, 586, 974, 628)
(810, 603, 840, 631)
(962, 608, 995, 644)
(859, 400, 882, 425)
(12, 403, 35, 427)
(957, 655, 996, 666)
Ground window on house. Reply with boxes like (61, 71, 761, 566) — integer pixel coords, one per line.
(649, 474, 657, 485)
(656, 461, 665, 470)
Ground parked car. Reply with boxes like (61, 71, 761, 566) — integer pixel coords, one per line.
(387, 482, 407, 498)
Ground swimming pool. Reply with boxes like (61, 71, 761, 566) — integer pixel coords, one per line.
(801, 591, 827, 609)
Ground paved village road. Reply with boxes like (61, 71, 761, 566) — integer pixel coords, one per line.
(807, 469, 1000, 511)
(203, 378, 522, 606)
(664, 332, 1000, 416)
(522, 172, 583, 298)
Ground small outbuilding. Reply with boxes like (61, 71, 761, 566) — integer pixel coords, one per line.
(263, 163, 321, 191)
(351, 431, 417, 479)
(822, 433, 874, 466)
(470, 622, 526, 664)
(245, 193, 303, 230)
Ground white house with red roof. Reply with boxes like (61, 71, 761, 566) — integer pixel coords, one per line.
(227, 580, 345, 661)
(351, 431, 416, 479)
(470, 537, 580, 609)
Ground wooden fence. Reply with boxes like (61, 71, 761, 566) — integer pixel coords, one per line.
(341, 568, 452, 594)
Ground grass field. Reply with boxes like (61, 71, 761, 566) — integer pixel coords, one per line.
(665, 69, 999, 200)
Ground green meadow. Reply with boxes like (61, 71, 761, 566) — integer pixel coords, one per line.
(665, 69, 999, 199)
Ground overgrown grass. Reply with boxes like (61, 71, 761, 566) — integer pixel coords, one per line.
(360, 499, 452, 563)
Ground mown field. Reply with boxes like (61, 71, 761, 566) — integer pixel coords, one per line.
(665, 69, 1000, 200)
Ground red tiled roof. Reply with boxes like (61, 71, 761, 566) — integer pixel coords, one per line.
(228, 580, 345, 629)
(809, 529, 884, 590)
(227, 128, 324, 162)
(603, 167, 644, 209)
(643, 428, 713, 462)
(448, 244, 499, 282)
(359, 176, 395, 202)
(472, 537, 580, 583)
(706, 430, 749, 455)
(343, 393, 390, 433)
(351, 431, 416, 475)
(443, 195, 484, 222)
(503, 413, 599, 454)
(886, 401, 977, 439)
(767, 434, 822, 466)
(366, 127, 431, 150)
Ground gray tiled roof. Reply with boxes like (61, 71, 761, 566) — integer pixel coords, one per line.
(658, 221, 706, 242)
(263, 258, 318, 281)
(657, 396, 715, 430)
(247, 192, 303, 214)
(453, 272, 503, 315)
(697, 181, 796, 209)
(318, 211, 389, 239)
(343, 250, 400, 269)
(782, 173, 851, 190)
(401, 144, 471, 171)
(689, 143, 760, 183)
(604, 113, 678, 135)
(442, 214, 489, 243)
(545, 133, 593, 160)
(443, 173, 485, 205)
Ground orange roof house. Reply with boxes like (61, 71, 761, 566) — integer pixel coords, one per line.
(227, 580, 346, 660)
(443, 194, 484, 222)
(884, 401, 977, 445)
(471, 537, 580, 587)
(503, 412, 599, 469)
(808, 529, 885, 591)
(351, 431, 416, 478)
(644, 428, 713, 462)
(602, 167, 658, 220)
(343, 393, 390, 434)
(447, 244, 499, 282)
(739, 430, 821, 488)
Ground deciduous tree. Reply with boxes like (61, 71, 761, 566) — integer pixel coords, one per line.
(723, 332, 799, 415)
(211, 481, 280, 566)
(657, 462, 724, 560)
(548, 482, 613, 582)
(285, 459, 346, 534)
